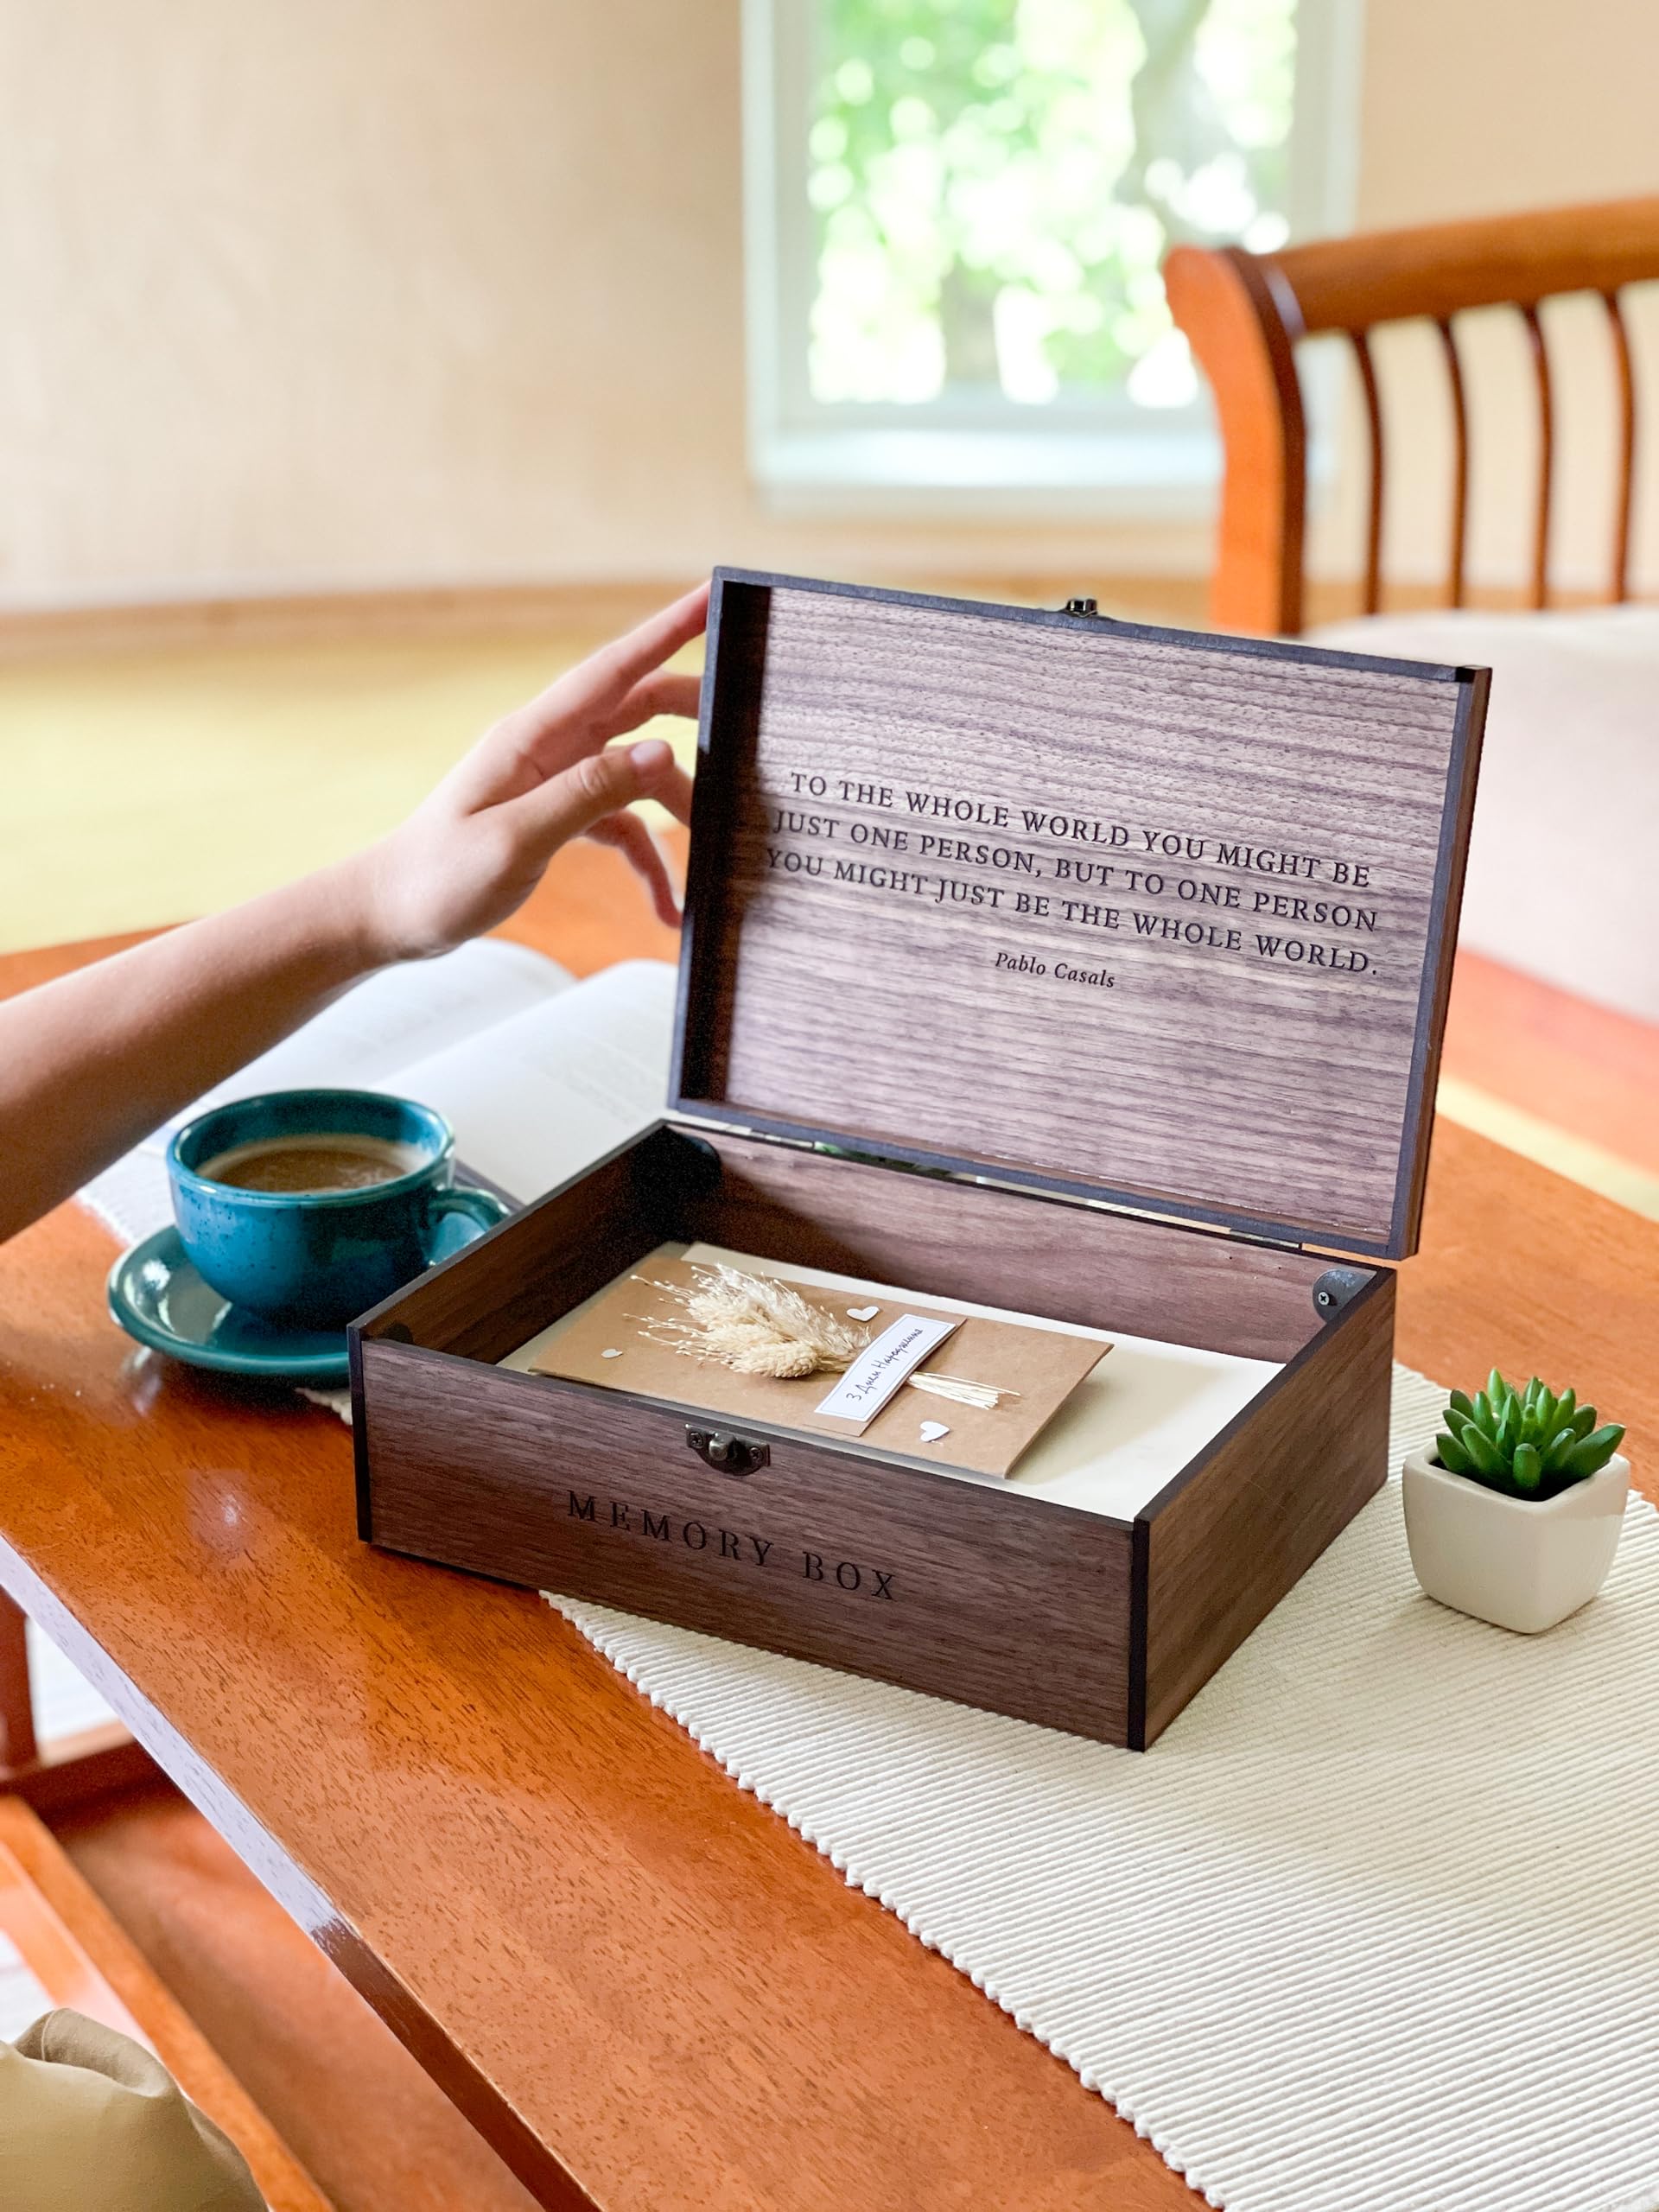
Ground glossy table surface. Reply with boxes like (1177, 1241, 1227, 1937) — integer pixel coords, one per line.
(1, 840, 1656, 2212)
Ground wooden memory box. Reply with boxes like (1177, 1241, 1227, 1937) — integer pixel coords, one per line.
(352, 572, 1487, 1750)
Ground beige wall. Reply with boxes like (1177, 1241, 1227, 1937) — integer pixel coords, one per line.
(1, 0, 1656, 609)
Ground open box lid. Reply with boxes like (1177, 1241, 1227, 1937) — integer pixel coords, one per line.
(670, 572, 1487, 1262)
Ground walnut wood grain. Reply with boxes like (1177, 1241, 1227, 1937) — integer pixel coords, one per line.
(1165, 194, 1659, 634)
(360, 1119, 1357, 1742)
(0, 1797, 331, 2212)
(366, 1347, 1135, 1743)
(2, 1199, 1179, 2212)
(0, 889, 1655, 2212)
(1137, 1271, 1395, 1746)
(354, 1128, 680, 1362)
(680, 575, 1481, 1256)
(685, 1128, 1330, 1361)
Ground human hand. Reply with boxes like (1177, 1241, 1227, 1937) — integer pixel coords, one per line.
(356, 582, 709, 962)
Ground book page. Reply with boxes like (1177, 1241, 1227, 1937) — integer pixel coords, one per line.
(81, 937, 575, 1245)
(181, 938, 570, 1121)
(386, 959, 677, 1200)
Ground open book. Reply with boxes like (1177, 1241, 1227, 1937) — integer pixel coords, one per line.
(80, 940, 678, 1249)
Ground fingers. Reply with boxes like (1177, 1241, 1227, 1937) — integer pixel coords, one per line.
(502, 736, 688, 925)
(531, 583, 708, 745)
(644, 752, 695, 825)
(587, 810, 681, 928)
(603, 668, 703, 737)
(516, 583, 709, 732)
(590, 581, 711, 698)
(503, 734, 683, 867)
(474, 582, 711, 795)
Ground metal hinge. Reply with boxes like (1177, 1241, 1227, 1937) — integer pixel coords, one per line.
(665, 1117, 1358, 1269)
(1312, 1267, 1370, 1321)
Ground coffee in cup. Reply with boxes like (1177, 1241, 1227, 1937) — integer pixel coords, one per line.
(167, 1088, 509, 1327)
(198, 1132, 424, 1195)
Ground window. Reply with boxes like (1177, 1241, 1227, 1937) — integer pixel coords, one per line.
(744, 0, 1358, 506)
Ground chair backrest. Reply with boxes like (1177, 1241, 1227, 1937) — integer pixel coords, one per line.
(1164, 195, 1659, 634)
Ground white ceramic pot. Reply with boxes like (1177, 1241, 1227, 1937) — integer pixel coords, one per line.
(1402, 1447, 1630, 1633)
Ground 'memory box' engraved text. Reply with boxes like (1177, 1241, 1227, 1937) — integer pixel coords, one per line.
(566, 1493, 895, 1599)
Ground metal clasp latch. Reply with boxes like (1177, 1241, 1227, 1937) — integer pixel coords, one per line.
(685, 1426, 770, 1477)
(1063, 596, 1099, 617)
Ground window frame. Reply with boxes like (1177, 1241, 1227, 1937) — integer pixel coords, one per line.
(742, 0, 1364, 515)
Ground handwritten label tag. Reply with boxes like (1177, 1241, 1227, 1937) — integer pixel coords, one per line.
(814, 1314, 959, 1433)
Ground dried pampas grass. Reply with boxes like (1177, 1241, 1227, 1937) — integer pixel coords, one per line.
(628, 1265, 1020, 1409)
(630, 1265, 870, 1376)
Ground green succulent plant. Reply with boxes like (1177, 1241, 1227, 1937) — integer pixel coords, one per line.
(1435, 1370, 1624, 1502)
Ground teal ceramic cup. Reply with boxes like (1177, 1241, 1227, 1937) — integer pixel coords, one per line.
(167, 1088, 508, 1327)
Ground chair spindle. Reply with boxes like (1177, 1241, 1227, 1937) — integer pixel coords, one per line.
(1162, 194, 1659, 633)
(1603, 288, 1637, 603)
(1434, 316, 1470, 608)
(1519, 303, 1554, 608)
(1350, 327, 1384, 614)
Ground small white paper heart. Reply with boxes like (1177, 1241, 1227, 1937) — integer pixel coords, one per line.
(918, 1420, 950, 1443)
(847, 1304, 880, 1321)
(601, 1347, 623, 1359)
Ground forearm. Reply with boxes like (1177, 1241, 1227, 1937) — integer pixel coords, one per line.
(0, 856, 383, 1242)
(0, 586, 707, 1248)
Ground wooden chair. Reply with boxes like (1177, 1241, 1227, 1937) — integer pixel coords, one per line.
(0, 1795, 330, 2210)
(1163, 194, 1659, 634)
(0, 1591, 159, 1814)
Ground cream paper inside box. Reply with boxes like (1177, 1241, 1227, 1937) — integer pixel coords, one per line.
(503, 1243, 1281, 1517)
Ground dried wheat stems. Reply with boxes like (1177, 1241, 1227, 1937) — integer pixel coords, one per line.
(906, 1372, 1020, 1410)
(629, 1266, 868, 1378)
(628, 1266, 1016, 1408)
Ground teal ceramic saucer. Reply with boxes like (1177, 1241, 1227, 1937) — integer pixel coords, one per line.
(108, 1225, 351, 1385)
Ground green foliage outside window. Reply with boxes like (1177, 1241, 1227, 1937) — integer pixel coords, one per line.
(808, 0, 1298, 407)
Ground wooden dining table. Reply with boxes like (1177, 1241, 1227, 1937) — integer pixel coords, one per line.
(0, 838, 1655, 2212)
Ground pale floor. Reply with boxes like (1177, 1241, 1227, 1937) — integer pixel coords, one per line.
(1436, 1075, 1659, 1221)
(0, 627, 699, 948)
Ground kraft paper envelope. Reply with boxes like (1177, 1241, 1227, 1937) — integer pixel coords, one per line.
(529, 1255, 1109, 1478)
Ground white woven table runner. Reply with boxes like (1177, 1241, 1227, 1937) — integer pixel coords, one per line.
(540, 1366, 1659, 2212)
